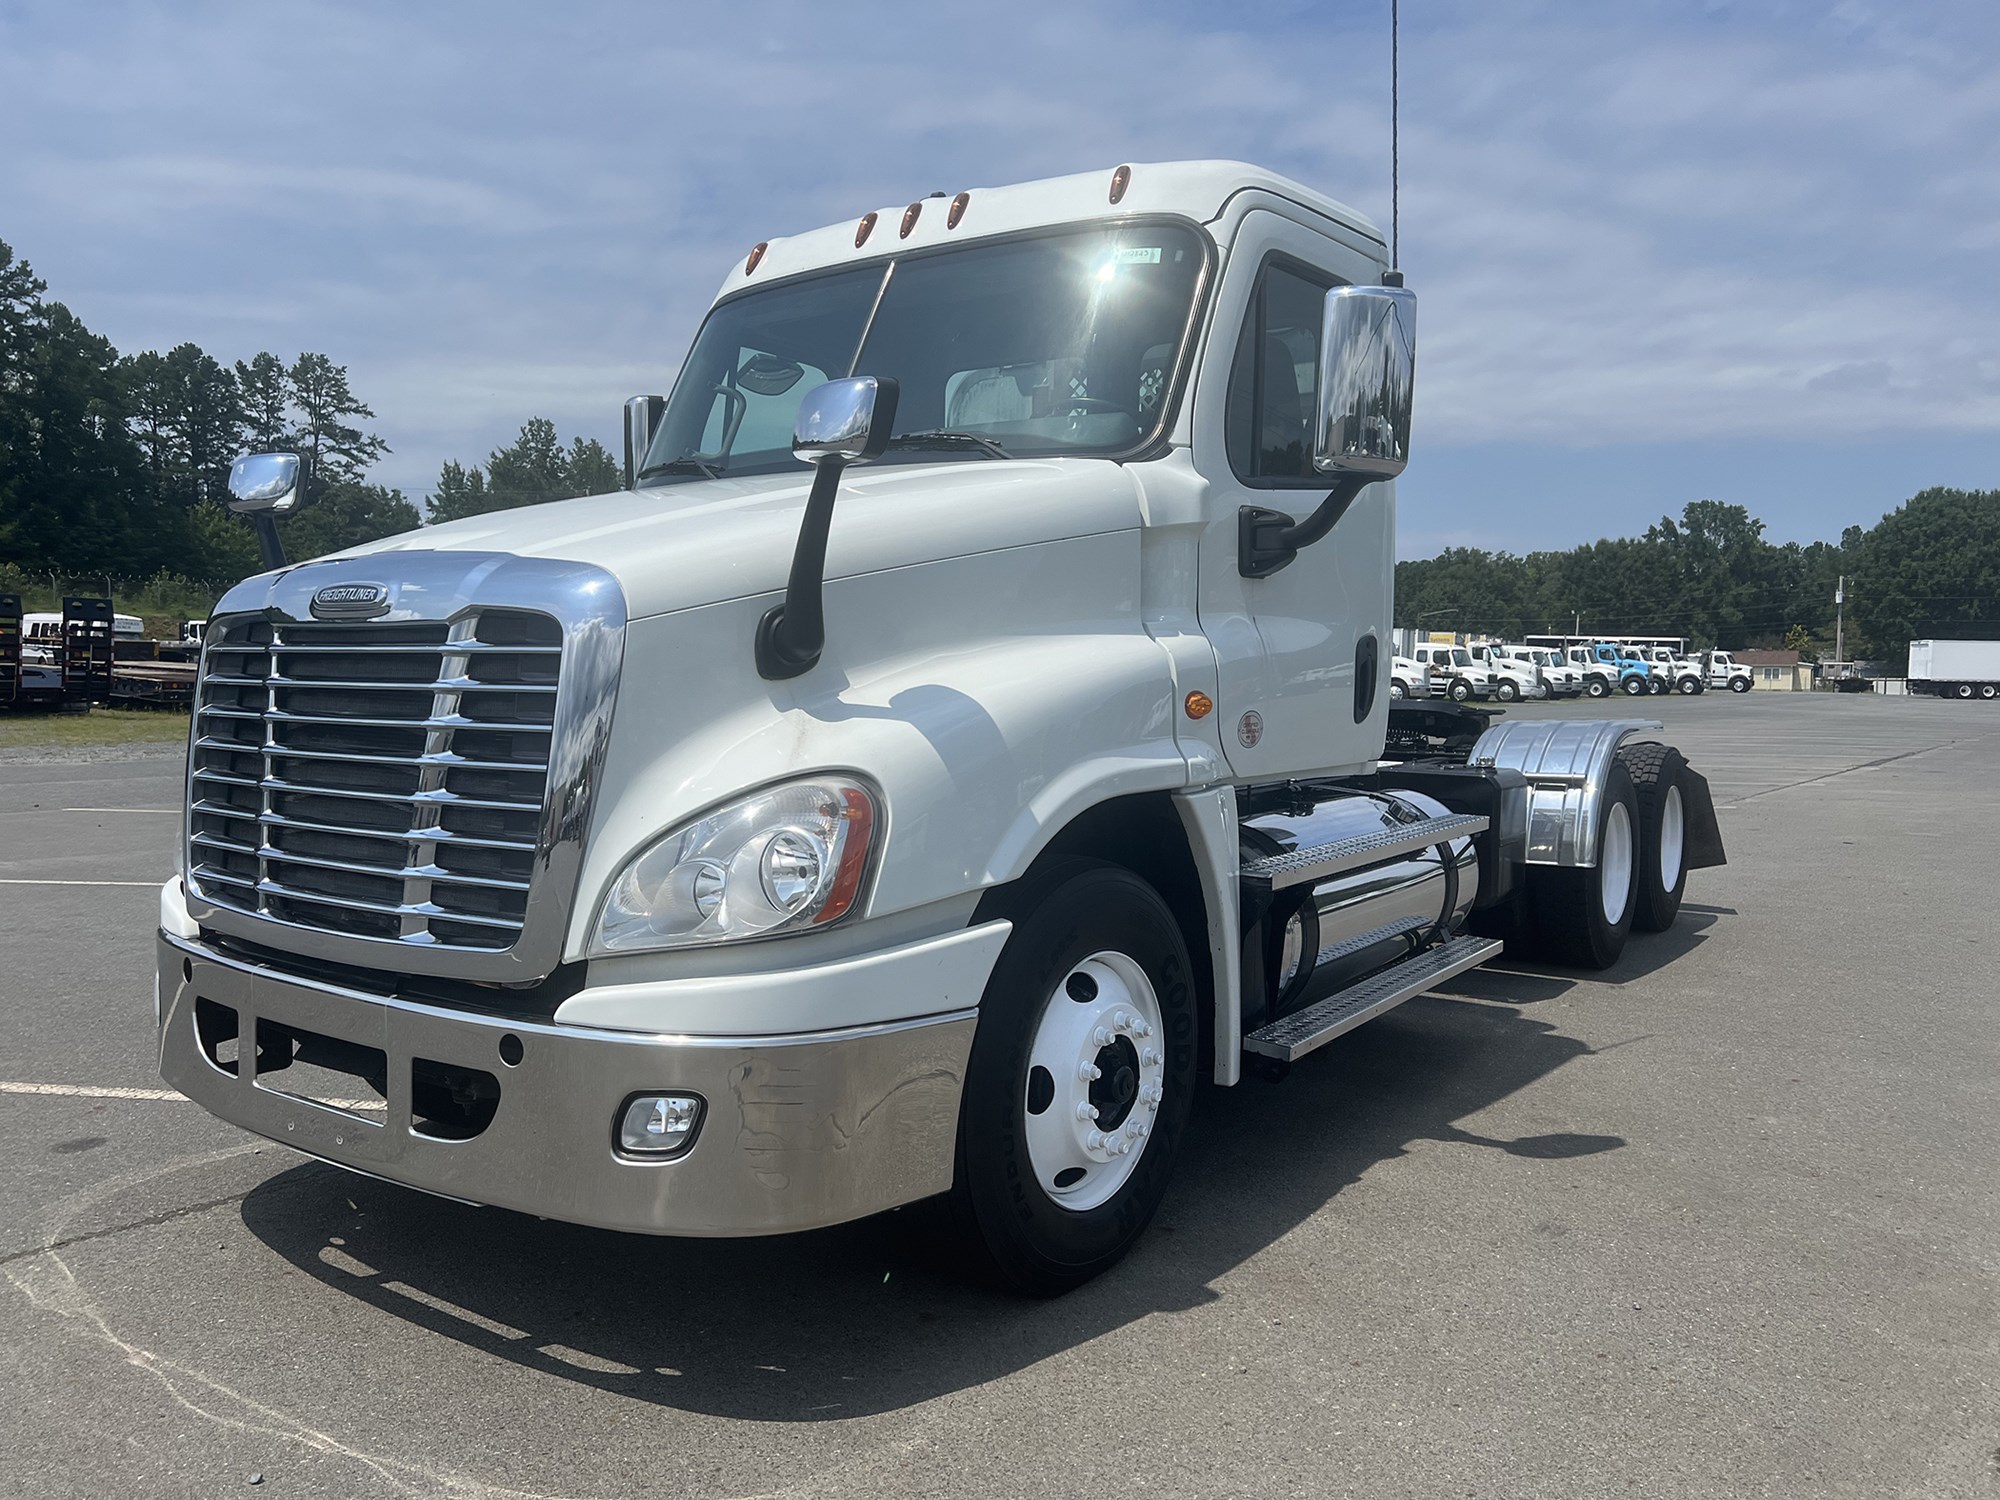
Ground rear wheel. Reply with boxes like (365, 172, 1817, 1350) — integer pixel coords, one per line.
(1955, 682, 1975, 699)
(1620, 743, 1688, 932)
(1526, 760, 1640, 969)
(952, 863, 1197, 1296)
(1982, 684, 1997, 700)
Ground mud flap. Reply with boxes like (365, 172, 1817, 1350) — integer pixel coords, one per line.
(1677, 765, 1727, 870)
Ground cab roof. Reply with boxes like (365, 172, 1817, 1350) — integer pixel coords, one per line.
(714, 160, 1384, 302)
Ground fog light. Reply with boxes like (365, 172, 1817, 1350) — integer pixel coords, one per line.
(617, 1093, 703, 1157)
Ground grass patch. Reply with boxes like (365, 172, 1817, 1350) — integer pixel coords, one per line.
(0, 706, 192, 752)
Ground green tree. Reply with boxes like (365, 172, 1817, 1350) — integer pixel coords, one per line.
(1846, 488, 2000, 668)
(281, 482, 422, 562)
(235, 352, 290, 450)
(427, 419, 622, 523)
(288, 351, 388, 487)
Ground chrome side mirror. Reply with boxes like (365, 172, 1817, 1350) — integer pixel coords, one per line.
(792, 376, 899, 464)
(1313, 284, 1416, 478)
(754, 377, 902, 681)
(623, 395, 665, 489)
(225, 452, 303, 514)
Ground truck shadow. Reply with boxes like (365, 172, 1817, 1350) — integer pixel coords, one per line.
(240, 994, 1623, 1423)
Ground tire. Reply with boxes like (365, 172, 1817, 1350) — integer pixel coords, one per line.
(1621, 674, 1647, 697)
(1389, 680, 1406, 700)
(952, 863, 1197, 1296)
(1982, 684, 1997, 700)
(1585, 677, 1609, 699)
(1619, 742, 1688, 932)
(1495, 679, 1519, 702)
(1729, 677, 1751, 693)
(1448, 678, 1472, 703)
(1955, 682, 1975, 700)
(1676, 675, 1700, 695)
(1525, 759, 1640, 969)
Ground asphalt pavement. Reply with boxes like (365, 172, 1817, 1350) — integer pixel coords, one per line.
(2, 692, 1997, 1498)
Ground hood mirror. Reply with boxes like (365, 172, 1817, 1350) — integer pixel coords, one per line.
(225, 452, 303, 515)
(755, 377, 901, 680)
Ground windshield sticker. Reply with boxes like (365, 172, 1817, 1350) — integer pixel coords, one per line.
(1116, 247, 1164, 264)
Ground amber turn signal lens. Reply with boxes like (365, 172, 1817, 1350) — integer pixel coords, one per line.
(1183, 690, 1214, 720)
(855, 211, 878, 248)
(900, 201, 922, 238)
(947, 191, 970, 228)
(1109, 164, 1132, 204)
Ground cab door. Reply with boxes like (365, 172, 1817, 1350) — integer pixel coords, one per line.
(1190, 211, 1390, 778)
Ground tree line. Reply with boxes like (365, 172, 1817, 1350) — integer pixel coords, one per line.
(3, 234, 1993, 665)
(0, 236, 618, 593)
(1397, 493, 1998, 667)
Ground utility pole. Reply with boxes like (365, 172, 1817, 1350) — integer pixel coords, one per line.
(1572, 609, 1581, 646)
(1835, 575, 1845, 664)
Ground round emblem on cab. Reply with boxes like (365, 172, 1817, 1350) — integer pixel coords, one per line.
(1237, 710, 1264, 748)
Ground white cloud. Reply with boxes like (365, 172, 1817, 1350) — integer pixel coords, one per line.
(0, 0, 1994, 526)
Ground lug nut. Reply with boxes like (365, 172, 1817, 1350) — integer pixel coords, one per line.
(1113, 1010, 1130, 1029)
(1141, 1048, 1158, 1067)
(1080, 1062, 1101, 1082)
(1086, 1130, 1104, 1150)
(1092, 1027, 1111, 1046)
(1076, 1101, 1097, 1121)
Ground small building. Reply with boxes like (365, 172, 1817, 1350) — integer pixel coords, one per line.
(1735, 649, 1814, 691)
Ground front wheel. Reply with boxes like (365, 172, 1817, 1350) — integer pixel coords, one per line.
(1729, 677, 1751, 693)
(1389, 680, 1407, 700)
(1448, 678, 1473, 702)
(1622, 675, 1648, 696)
(1495, 679, 1519, 702)
(1585, 678, 1610, 699)
(952, 863, 1197, 1296)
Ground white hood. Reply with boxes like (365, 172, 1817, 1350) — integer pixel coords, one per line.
(334, 459, 1145, 620)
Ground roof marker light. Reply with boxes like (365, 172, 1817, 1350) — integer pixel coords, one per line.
(899, 200, 922, 238)
(744, 241, 768, 276)
(1109, 164, 1132, 204)
(947, 191, 970, 229)
(855, 211, 877, 248)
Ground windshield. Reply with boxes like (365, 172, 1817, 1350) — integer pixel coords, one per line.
(640, 223, 1208, 484)
(1451, 649, 1472, 667)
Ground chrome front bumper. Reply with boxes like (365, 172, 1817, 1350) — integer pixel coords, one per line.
(157, 933, 978, 1236)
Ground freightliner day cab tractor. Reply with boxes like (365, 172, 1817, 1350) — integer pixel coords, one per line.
(160, 162, 1725, 1294)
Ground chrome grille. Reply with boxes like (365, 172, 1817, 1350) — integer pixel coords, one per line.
(187, 610, 564, 953)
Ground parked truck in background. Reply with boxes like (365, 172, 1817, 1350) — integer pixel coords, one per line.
(1389, 654, 1431, 700)
(1409, 641, 1493, 701)
(160, 161, 1725, 1294)
(1909, 639, 2000, 700)
(1464, 641, 1544, 702)
(1641, 645, 1705, 695)
(1700, 650, 1754, 693)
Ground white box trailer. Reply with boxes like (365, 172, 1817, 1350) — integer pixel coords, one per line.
(1909, 639, 2000, 700)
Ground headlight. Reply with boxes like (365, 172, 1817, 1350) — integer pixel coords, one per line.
(592, 777, 878, 954)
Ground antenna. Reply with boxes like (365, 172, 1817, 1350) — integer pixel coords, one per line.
(1389, 0, 1401, 282)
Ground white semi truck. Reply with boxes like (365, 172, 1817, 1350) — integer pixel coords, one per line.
(160, 162, 1724, 1294)
(1908, 639, 2000, 700)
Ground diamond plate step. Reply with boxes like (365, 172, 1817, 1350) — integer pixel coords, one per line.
(1240, 814, 1488, 892)
(1244, 934, 1504, 1063)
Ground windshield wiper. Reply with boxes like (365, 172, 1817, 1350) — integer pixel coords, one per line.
(889, 430, 1012, 460)
(636, 452, 722, 480)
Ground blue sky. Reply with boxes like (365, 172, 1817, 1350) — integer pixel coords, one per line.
(3, 0, 1995, 557)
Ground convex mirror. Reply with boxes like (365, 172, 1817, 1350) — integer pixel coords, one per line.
(792, 376, 899, 464)
(226, 452, 304, 514)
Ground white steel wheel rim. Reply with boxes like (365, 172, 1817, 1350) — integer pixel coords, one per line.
(1022, 951, 1166, 1213)
(1984, 685, 1997, 699)
(1658, 784, 1685, 891)
(1600, 802, 1635, 926)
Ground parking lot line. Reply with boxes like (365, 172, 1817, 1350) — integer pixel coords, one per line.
(61, 807, 177, 814)
(2, 1081, 190, 1101)
(0, 879, 161, 887)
